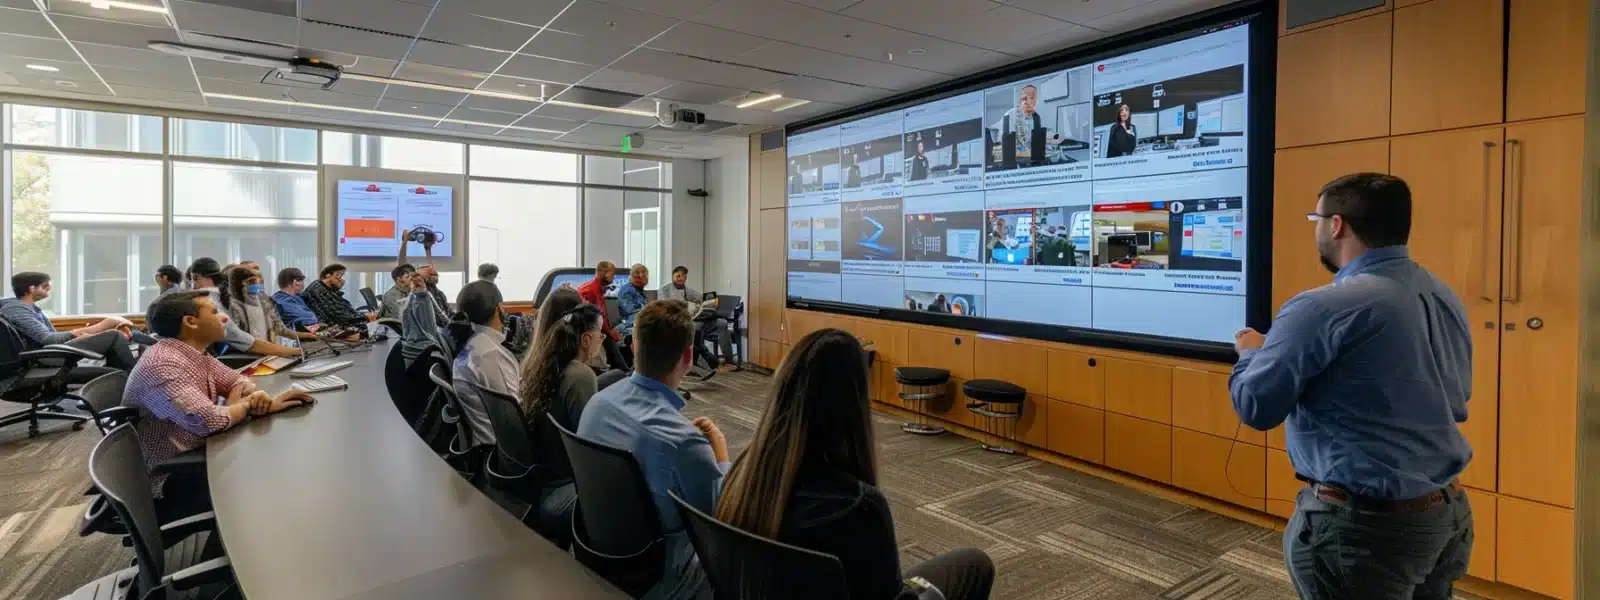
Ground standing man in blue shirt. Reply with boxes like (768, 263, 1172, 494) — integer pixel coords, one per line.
(1231, 173, 1473, 600)
(579, 299, 727, 600)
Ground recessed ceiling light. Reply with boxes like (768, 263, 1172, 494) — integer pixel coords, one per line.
(25, 64, 60, 72)
(516, 83, 526, 88)
(411, 105, 420, 109)
(772, 99, 811, 112)
(54, 80, 78, 88)
(908, 48, 927, 55)
(202, 92, 570, 135)
(69, 0, 168, 13)
(736, 93, 783, 109)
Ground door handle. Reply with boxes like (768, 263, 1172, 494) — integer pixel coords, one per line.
(1479, 140, 1495, 303)
(1502, 139, 1523, 304)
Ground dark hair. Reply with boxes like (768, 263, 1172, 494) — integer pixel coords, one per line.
(1319, 173, 1412, 248)
(277, 267, 305, 289)
(10, 272, 49, 298)
(478, 263, 499, 280)
(716, 329, 874, 537)
(189, 258, 223, 287)
(632, 300, 694, 379)
(391, 264, 416, 281)
(671, 265, 688, 276)
(318, 263, 347, 280)
(448, 281, 504, 352)
(222, 266, 261, 310)
(155, 264, 182, 284)
(148, 291, 210, 338)
(537, 287, 585, 339)
(519, 303, 602, 427)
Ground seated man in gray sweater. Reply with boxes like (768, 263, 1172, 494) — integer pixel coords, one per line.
(1, 271, 138, 373)
(657, 266, 724, 375)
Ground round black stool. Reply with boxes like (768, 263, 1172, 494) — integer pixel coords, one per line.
(964, 379, 1026, 454)
(895, 366, 949, 435)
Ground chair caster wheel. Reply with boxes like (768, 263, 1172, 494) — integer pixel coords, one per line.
(28, 426, 41, 438)
(73, 422, 86, 431)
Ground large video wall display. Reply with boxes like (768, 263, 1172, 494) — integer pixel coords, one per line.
(786, 20, 1256, 347)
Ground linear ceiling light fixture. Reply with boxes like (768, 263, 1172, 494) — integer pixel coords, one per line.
(736, 93, 783, 109)
(72, 0, 169, 13)
(338, 73, 657, 117)
(25, 64, 61, 72)
(771, 99, 811, 112)
(201, 93, 569, 135)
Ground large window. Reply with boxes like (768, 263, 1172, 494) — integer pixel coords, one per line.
(3, 102, 670, 318)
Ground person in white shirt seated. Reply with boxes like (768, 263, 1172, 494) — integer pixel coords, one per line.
(657, 265, 725, 376)
(447, 280, 515, 447)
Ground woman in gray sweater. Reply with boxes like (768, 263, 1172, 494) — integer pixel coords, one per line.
(516, 302, 608, 546)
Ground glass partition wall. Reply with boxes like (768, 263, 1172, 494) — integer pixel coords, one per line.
(1, 102, 674, 317)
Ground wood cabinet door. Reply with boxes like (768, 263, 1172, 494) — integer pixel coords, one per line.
(1265, 449, 1298, 518)
(1105, 413, 1172, 484)
(1047, 400, 1105, 464)
(1465, 493, 1496, 582)
(1272, 140, 1390, 310)
(1102, 358, 1173, 424)
(755, 208, 788, 362)
(1391, 0, 1505, 135)
(1507, 0, 1590, 121)
(1046, 349, 1104, 409)
(1276, 12, 1392, 147)
(1389, 127, 1504, 491)
(1498, 118, 1583, 508)
(1172, 429, 1266, 511)
(1497, 497, 1574, 599)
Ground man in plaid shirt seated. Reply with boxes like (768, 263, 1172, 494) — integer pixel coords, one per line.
(300, 263, 375, 329)
(122, 291, 312, 522)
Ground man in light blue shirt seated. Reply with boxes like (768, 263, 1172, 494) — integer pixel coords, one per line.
(578, 299, 729, 600)
(615, 264, 650, 338)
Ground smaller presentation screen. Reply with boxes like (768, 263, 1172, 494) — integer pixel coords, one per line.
(335, 179, 455, 258)
(1158, 105, 1185, 136)
(1130, 113, 1158, 139)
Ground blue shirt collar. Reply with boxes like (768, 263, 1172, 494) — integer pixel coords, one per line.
(628, 373, 683, 410)
(1335, 246, 1409, 282)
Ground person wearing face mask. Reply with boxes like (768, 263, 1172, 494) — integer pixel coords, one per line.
(187, 258, 301, 358)
(301, 263, 377, 329)
(222, 266, 318, 346)
(516, 302, 608, 544)
(1230, 174, 1474, 600)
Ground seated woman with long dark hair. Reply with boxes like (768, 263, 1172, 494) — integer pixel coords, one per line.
(716, 328, 995, 600)
(517, 303, 608, 542)
(537, 286, 626, 390)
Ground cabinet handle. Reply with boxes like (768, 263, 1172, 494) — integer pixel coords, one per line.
(1478, 140, 1495, 303)
(1503, 139, 1523, 304)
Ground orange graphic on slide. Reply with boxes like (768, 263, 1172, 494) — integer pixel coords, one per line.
(344, 218, 396, 239)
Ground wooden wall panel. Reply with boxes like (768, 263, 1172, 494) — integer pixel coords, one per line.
(1506, 0, 1590, 121)
(1497, 498, 1574, 599)
(974, 337, 1049, 393)
(1276, 13, 1392, 147)
(1047, 400, 1105, 464)
(1104, 358, 1173, 424)
(1466, 493, 1496, 582)
(906, 328, 975, 381)
(1265, 449, 1299, 518)
(1172, 367, 1264, 445)
(1105, 413, 1172, 484)
(1390, 0, 1505, 135)
(1272, 139, 1390, 310)
(1046, 349, 1104, 409)
(756, 209, 787, 352)
(1172, 429, 1266, 511)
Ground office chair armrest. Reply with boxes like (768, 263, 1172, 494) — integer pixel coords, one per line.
(93, 406, 140, 427)
(151, 448, 206, 477)
(484, 451, 535, 484)
(159, 511, 219, 546)
(162, 556, 233, 592)
(377, 317, 402, 329)
(22, 345, 103, 362)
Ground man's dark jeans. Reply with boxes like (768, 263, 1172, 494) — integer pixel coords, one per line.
(1284, 485, 1473, 600)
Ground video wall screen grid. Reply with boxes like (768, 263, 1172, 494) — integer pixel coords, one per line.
(785, 19, 1256, 347)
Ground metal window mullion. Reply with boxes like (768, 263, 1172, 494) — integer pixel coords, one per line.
(162, 114, 173, 268)
(2, 101, 12, 286)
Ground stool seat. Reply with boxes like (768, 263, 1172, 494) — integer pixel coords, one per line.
(895, 367, 950, 386)
(963, 379, 1026, 403)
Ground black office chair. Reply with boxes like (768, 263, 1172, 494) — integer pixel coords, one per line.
(476, 384, 573, 546)
(67, 424, 236, 600)
(429, 362, 488, 482)
(358, 286, 379, 313)
(377, 317, 403, 337)
(74, 370, 139, 434)
(552, 415, 665, 598)
(0, 317, 103, 437)
(669, 491, 850, 600)
(383, 343, 433, 426)
(705, 295, 743, 371)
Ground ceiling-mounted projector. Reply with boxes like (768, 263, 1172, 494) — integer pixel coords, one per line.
(656, 102, 705, 131)
(147, 41, 342, 90)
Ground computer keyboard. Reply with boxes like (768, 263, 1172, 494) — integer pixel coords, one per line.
(291, 375, 349, 393)
(288, 359, 353, 378)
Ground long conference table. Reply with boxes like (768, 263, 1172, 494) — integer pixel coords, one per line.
(205, 337, 630, 600)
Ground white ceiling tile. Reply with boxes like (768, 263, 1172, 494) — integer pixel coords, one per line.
(168, 0, 298, 47)
(786, 0, 859, 10)
(656, 81, 745, 105)
(735, 42, 938, 91)
(845, 1, 1080, 52)
(0, 8, 51, 38)
(841, 0, 996, 30)
(375, 96, 458, 118)
(579, 67, 674, 96)
(644, 23, 770, 60)
(1002, 0, 1152, 24)
(992, 22, 1105, 55)
(453, 104, 526, 125)
(292, 88, 385, 109)
(190, 58, 277, 83)
(0, 0, 37, 9)
(765, 75, 889, 105)
(3, 71, 114, 95)
(1084, 0, 1234, 33)
(479, 73, 551, 95)
(692, 0, 1006, 75)
(114, 82, 206, 104)
(419, 10, 540, 52)
(388, 62, 489, 88)
(591, 0, 718, 20)
(338, 56, 403, 78)
(405, 40, 512, 72)
(75, 43, 189, 74)
(0, 34, 84, 63)
(772, 99, 845, 120)
(301, 0, 434, 35)
(51, 15, 180, 50)
(0, 55, 97, 81)
(97, 63, 200, 91)
(546, 0, 677, 45)
(612, 47, 786, 91)
(523, 102, 610, 123)
(299, 22, 414, 60)
(498, 54, 597, 85)
(456, 93, 540, 116)
(192, 76, 290, 100)
(518, 30, 630, 66)
(499, 112, 586, 132)
(445, 0, 569, 27)
(322, 76, 390, 98)
(44, 0, 170, 27)
(374, 81, 469, 107)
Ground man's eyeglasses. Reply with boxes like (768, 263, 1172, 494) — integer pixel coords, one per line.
(1305, 212, 1364, 222)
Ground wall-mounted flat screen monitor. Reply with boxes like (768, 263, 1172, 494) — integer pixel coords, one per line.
(334, 179, 455, 258)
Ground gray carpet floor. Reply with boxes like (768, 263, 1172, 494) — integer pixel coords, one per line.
(0, 369, 1486, 600)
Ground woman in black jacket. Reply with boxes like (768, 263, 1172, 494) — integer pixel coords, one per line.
(716, 328, 995, 600)
(1106, 103, 1139, 158)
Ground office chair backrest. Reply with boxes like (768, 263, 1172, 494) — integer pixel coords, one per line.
(89, 424, 165, 596)
(477, 384, 536, 476)
(427, 361, 461, 413)
(551, 414, 664, 553)
(79, 370, 129, 419)
(603, 297, 622, 329)
(713, 295, 742, 319)
(0, 317, 28, 374)
(384, 344, 431, 425)
(359, 287, 379, 312)
(670, 492, 850, 600)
